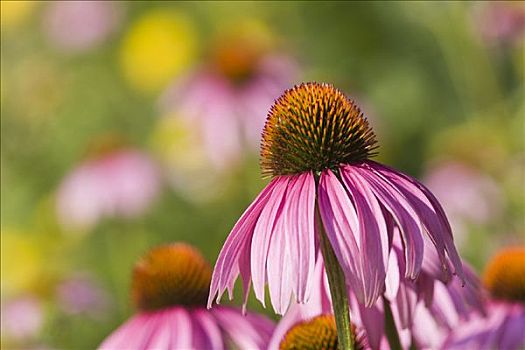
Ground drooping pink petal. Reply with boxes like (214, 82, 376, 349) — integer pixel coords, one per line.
(356, 298, 385, 350)
(267, 199, 294, 314)
(341, 167, 388, 307)
(384, 249, 401, 301)
(317, 170, 365, 304)
(250, 177, 290, 305)
(371, 161, 465, 282)
(212, 307, 274, 350)
(169, 308, 193, 349)
(283, 172, 316, 303)
(208, 178, 279, 307)
(144, 310, 173, 349)
(98, 312, 160, 350)
(353, 165, 424, 279)
(367, 161, 464, 282)
(192, 309, 224, 350)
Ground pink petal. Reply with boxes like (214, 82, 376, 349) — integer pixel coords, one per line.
(144, 310, 173, 349)
(371, 161, 465, 282)
(341, 167, 388, 306)
(192, 309, 224, 350)
(317, 170, 365, 304)
(250, 177, 290, 305)
(208, 178, 278, 308)
(283, 172, 316, 303)
(267, 200, 294, 315)
(384, 249, 400, 300)
(212, 307, 274, 350)
(353, 166, 424, 279)
(367, 162, 458, 279)
(357, 299, 385, 349)
(168, 308, 193, 349)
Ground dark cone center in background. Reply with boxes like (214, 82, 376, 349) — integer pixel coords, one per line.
(132, 243, 212, 311)
(483, 247, 525, 304)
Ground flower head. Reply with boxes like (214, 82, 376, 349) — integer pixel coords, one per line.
(132, 244, 212, 311)
(99, 243, 274, 350)
(483, 247, 525, 303)
(261, 83, 377, 177)
(443, 247, 525, 350)
(209, 82, 464, 315)
(279, 315, 339, 350)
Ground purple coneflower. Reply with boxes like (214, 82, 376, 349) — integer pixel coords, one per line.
(99, 243, 274, 350)
(56, 136, 161, 231)
(208, 83, 465, 348)
(444, 247, 525, 349)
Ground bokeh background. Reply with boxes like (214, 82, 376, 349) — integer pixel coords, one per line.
(1, 1, 524, 349)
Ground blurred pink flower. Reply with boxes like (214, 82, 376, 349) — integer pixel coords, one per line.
(443, 301, 525, 350)
(1, 296, 44, 341)
(473, 2, 525, 47)
(160, 52, 298, 170)
(99, 306, 274, 350)
(423, 161, 503, 244)
(43, 1, 122, 53)
(56, 148, 161, 231)
(56, 274, 111, 320)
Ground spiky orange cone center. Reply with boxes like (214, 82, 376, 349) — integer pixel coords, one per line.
(261, 82, 377, 177)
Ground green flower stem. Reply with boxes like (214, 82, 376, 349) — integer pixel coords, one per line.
(384, 296, 402, 350)
(317, 206, 354, 350)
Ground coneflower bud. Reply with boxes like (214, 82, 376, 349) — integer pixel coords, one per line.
(279, 314, 364, 350)
(261, 82, 377, 177)
(131, 243, 212, 311)
(483, 247, 525, 303)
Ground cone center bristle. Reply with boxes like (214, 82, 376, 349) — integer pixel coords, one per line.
(483, 247, 525, 304)
(261, 82, 377, 177)
(280, 314, 339, 350)
(131, 244, 212, 311)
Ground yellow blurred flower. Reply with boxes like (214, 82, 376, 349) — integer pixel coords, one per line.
(0, 0, 35, 29)
(1, 229, 42, 296)
(120, 10, 197, 93)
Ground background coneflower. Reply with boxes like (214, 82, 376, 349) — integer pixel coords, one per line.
(99, 243, 274, 350)
(209, 82, 465, 349)
(444, 247, 525, 350)
(55, 134, 161, 232)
